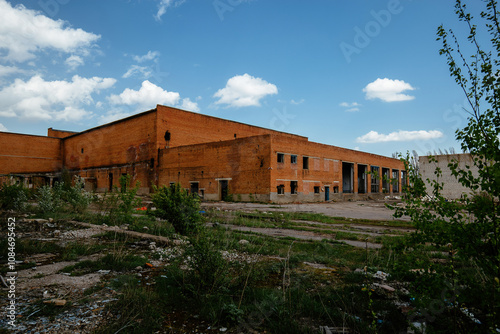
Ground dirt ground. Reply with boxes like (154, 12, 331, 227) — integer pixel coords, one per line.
(201, 199, 409, 221)
(1, 199, 410, 333)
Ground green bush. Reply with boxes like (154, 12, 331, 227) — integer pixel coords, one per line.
(36, 184, 63, 214)
(151, 183, 202, 235)
(0, 183, 29, 211)
(63, 176, 94, 213)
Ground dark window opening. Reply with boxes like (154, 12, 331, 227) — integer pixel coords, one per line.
(164, 131, 171, 141)
(234, 133, 237, 138)
(190, 182, 199, 196)
(169, 182, 175, 187)
(150, 158, 154, 168)
(303, 157, 309, 170)
(81, 148, 84, 154)
(290, 181, 298, 195)
(333, 186, 339, 193)
(314, 186, 320, 194)
(291, 155, 297, 164)
(277, 184, 285, 195)
(108, 173, 113, 192)
(277, 153, 285, 163)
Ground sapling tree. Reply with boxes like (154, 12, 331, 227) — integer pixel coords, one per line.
(394, 0, 500, 330)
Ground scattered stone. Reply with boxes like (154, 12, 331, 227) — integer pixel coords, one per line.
(238, 239, 249, 245)
(373, 270, 389, 280)
(373, 283, 395, 292)
(43, 299, 67, 306)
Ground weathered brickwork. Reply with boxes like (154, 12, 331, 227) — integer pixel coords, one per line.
(0, 104, 405, 202)
(158, 135, 272, 201)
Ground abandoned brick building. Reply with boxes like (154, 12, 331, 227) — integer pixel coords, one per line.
(0, 105, 405, 202)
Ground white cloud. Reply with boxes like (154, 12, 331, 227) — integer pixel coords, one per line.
(108, 80, 180, 109)
(363, 78, 415, 102)
(0, 123, 7, 131)
(0, 64, 23, 77)
(65, 55, 84, 71)
(339, 102, 360, 108)
(340, 101, 360, 112)
(213, 73, 278, 108)
(356, 130, 444, 143)
(98, 109, 134, 125)
(122, 65, 152, 79)
(155, 0, 186, 21)
(0, 75, 116, 121)
(291, 99, 305, 105)
(0, 0, 100, 62)
(180, 97, 199, 112)
(133, 51, 160, 63)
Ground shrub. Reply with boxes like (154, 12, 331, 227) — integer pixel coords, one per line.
(36, 184, 63, 214)
(151, 183, 202, 235)
(0, 183, 29, 211)
(63, 176, 94, 213)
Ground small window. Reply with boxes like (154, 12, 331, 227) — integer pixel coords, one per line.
(290, 181, 298, 195)
(277, 153, 285, 163)
(291, 155, 297, 164)
(81, 148, 84, 154)
(314, 186, 320, 194)
(277, 184, 285, 195)
(303, 156, 309, 170)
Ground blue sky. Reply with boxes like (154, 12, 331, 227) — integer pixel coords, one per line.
(0, 0, 485, 157)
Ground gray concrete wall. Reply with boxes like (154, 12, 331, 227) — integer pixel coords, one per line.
(419, 154, 479, 199)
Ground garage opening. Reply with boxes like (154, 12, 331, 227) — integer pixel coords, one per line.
(382, 168, 390, 193)
(357, 164, 367, 194)
(342, 162, 354, 193)
(371, 166, 380, 193)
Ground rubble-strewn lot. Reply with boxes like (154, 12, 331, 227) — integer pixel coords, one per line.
(0, 201, 461, 333)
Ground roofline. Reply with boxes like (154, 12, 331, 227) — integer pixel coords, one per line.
(0, 131, 62, 140)
(48, 128, 79, 134)
(156, 104, 308, 140)
(63, 107, 157, 139)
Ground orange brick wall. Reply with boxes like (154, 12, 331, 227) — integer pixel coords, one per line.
(158, 135, 272, 201)
(0, 132, 62, 174)
(269, 135, 405, 202)
(155, 105, 307, 149)
(63, 111, 157, 170)
(61, 111, 157, 193)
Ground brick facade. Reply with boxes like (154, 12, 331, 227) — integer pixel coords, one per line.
(0, 104, 405, 201)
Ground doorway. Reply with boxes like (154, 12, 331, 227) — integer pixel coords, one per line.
(325, 186, 330, 201)
(342, 162, 354, 193)
(219, 180, 228, 201)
